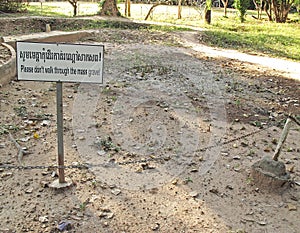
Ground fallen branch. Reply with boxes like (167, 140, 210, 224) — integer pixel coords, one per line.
(288, 114, 300, 127)
(1, 127, 28, 165)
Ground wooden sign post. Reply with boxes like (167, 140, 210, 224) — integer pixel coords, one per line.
(16, 41, 104, 188)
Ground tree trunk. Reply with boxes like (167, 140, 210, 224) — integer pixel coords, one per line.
(125, 0, 131, 17)
(221, 0, 228, 17)
(127, 0, 131, 17)
(100, 0, 121, 17)
(68, 0, 78, 17)
(73, 4, 77, 17)
(205, 9, 211, 24)
(264, 0, 273, 21)
(178, 0, 182, 19)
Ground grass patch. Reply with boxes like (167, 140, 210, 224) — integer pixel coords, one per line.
(202, 15, 300, 61)
(26, 4, 70, 17)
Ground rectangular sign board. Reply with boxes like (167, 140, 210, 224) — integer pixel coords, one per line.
(16, 41, 104, 83)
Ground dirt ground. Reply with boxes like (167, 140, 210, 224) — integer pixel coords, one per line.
(0, 18, 300, 233)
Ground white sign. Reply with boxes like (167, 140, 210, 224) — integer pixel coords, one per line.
(16, 41, 104, 83)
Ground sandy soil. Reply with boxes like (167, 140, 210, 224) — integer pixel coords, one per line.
(0, 21, 300, 233)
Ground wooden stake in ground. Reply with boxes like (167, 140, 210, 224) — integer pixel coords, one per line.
(273, 117, 292, 161)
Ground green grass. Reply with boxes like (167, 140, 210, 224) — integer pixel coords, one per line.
(26, 1, 97, 17)
(26, 4, 71, 17)
(203, 14, 300, 61)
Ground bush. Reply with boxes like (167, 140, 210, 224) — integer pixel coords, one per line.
(0, 0, 26, 13)
(234, 0, 250, 22)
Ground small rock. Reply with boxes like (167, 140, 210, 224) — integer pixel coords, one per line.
(97, 150, 106, 156)
(151, 222, 160, 231)
(241, 142, 248, 147)
(1, 172, 13, 178)
(51, 171, 58, 177)
(233, 156, 241, 160)
(20, 137, 30, 142)
(0, 143, 6, 148)
(102, 221, 109, 227)
(226, 185, 233, 190)
(70, 215, 82, 220)
(41, 120, 50, 126)
(171, 179, 178, 185)
(221, 152, 229, 156)
(24, 119, 34, 125)
(98, 209, 114, 219)
(76, 212, 84, 217)
(257, 220, 267, 226)
(39, 216, 48, 223)
(189, 191, 198, 197)
(25, 187, 33, 194)
(106, 212, 114, 219)
(57, 221, 72, 231)
(111, 188, 121, 196)
(234, 167, 241, 172)
(209, 189, 219, 195)
(90, 195, 100, 203)
(288, 165, 295, 173)
(287, 203, 297, 211)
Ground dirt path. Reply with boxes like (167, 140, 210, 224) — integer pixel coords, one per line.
(0, 26, 299, 233)
(175, 30, 300, 81)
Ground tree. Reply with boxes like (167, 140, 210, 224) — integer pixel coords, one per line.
(68, 0, 78, 17)
(0, 0, 26, 13)
(99, 0, 121, 16)
(271, 0, 295, 22)
(234, 0, 250, 22)
(204, 0, 212, 24)
(221, 0, 230, 17)
(252, 0, 263, 19)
